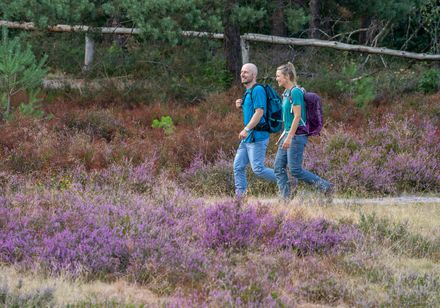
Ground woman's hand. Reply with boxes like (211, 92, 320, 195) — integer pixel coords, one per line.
(282, 136, 292, 150)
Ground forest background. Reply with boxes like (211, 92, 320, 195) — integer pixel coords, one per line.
(0, 0, 440, 306)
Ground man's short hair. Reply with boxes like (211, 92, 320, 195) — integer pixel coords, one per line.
(243, 63, 258, 77)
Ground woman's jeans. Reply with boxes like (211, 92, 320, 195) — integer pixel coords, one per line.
(233, 138, 276, 196)
(274, 134, 331, 199)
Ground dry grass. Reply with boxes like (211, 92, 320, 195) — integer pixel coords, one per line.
(246, 197, 440, 240)
(0, 266, 167, 306)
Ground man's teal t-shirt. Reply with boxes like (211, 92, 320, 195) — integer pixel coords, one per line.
(282, 87, 307, 133)
(242, 85, 269, 143)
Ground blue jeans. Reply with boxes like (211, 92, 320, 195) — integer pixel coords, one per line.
(233, 138, 277, 196)
(274, 134, 331, 199)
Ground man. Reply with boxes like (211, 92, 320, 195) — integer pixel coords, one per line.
(233, 63, 277, 197)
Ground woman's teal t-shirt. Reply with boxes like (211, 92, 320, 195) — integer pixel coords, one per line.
(282, 87, 307, 133)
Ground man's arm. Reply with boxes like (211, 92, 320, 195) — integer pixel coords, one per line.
(239, 108, 264, 140)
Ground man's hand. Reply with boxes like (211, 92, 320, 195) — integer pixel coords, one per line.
(235, 99, 242, 109)
(239, 129, 248, 140)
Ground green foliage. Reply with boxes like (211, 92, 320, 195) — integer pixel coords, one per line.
(113, 0, 221, 45)
(285, 7, 309, 34)
(18, 90, 47, 119)
(420, 0, 440, 53)
(336, 63, 376, 109)
(152, 115, 175, 135)
(0, 0, 95, 26)
(418, 69, 440, 94)
(0, 37, 47, 119)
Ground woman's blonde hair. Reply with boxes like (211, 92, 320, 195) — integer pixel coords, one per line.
(277, 62, 297, 85)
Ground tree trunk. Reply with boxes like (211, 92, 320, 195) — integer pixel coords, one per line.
(309, 0, 320, 38)
(223, 0, 242, 84)
(242, 33, 440, 60)
(83, 34, 95, 72)
(271, 0, 287, 36)
(6, 93, 11, 115)
(359, 16, 371, 44)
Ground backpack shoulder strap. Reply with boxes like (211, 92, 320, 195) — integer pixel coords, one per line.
(290, 86, 306, 126)
(243, 83, 257, 102)
(247, 83, 265, 106)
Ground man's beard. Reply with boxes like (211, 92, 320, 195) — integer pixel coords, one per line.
(241, 79, 251, 85)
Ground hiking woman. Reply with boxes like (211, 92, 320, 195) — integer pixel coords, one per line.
(274, 62, 333, 199)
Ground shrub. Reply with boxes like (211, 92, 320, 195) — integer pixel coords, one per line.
(63, 109, 126, 141)
(151, 115, 175, 135)
(0, 37, 47, 119)
(180, 154, 234, 196)
(386, 273, 440, 307)
(272, 218, 361, 255)
(335, 63, 376, 109)
(201, 201, 277, 250)
(418, 68, 440, 94)
(305, 115, 440, 195)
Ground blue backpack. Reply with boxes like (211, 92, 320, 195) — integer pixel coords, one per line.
(246, 84, 283, 133)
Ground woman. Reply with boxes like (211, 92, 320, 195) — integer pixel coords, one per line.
(274, 62, 333, 200)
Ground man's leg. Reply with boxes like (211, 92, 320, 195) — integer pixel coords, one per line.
(274, 139, 290, 199)
(247, 138, 277, 182)
(233, 141, 249, 196)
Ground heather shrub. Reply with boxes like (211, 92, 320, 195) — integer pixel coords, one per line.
(183, 109, 439, 196)
(0, 118, 69, 173)
(199, 200, 360, 255)
(201, 201, 277, 250)
(295, 275, 350, 304)
(306, 115, 440, 195)
(63, 109, 126, 141)
(3, 168, 439, 305)
(386, 273, 440, 307)
(272, 218, 361, 255)
(181, 153, 277, 197)
(0, 172, 360, 295)
(181, 153, 234, 196)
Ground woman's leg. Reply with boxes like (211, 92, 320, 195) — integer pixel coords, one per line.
(288, 135, 331, 192)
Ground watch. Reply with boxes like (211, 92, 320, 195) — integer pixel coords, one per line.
(244, 127, 251, 132)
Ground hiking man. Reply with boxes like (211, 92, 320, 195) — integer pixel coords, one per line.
(233, 63, 277, 197)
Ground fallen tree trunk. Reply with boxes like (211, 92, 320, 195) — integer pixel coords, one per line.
(1, 20, 440, 61)
(242, 33, 440, 61)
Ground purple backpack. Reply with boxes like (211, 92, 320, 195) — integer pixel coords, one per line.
(292, 87, 324, 136)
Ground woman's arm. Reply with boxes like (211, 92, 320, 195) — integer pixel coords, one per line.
(282, 105, 301, 150)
